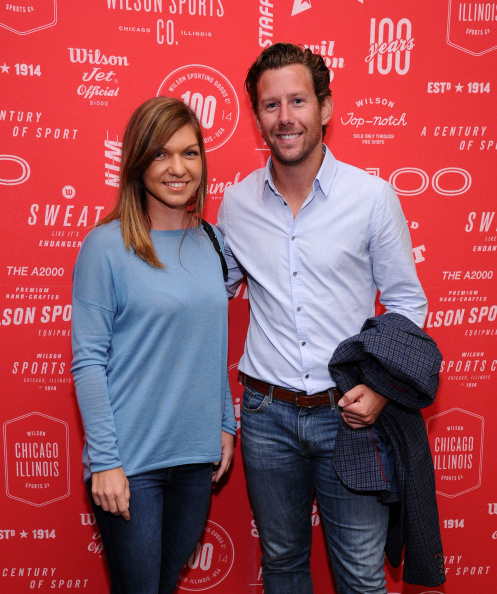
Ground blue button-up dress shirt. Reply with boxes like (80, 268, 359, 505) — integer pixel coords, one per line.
(217, 146, 427, 395)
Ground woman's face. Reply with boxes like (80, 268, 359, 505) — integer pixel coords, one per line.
(143, 123, 202, 225)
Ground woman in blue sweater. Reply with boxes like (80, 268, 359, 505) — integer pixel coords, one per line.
(71, 97, 236, 593)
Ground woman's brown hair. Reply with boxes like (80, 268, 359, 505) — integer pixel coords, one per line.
(99, 96, 207, 268)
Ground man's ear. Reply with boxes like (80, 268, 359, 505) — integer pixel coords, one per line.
(321, 96, 333, 126)
(255, 113, 262, 133)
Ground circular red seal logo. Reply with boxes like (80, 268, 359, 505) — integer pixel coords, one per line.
(177, 520, 235, 591)
(157, 64, 239, 152)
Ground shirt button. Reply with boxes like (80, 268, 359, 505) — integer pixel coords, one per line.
(301, 341, 306, 346)
(291, 236, 295, 241)
(296, 307, 301, 312)
(293, 271, 297, 276)
(305, 374, 309, 379)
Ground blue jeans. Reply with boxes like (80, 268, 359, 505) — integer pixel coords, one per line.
(87, 464, 212, 594)
(241, 385, 389, 594)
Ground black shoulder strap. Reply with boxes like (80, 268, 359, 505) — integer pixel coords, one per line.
(201, 219, 228, 280)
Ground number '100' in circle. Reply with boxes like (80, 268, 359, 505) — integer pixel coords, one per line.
(181, 91, 216, 130)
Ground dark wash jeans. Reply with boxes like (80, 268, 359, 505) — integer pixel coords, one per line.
(241, 384, 389, 594)
(87, 463, 212, 594)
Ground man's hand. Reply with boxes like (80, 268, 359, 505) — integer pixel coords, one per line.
(91, 467, 130, 521)
(338, 384, 389, 429)
(212, 431, 235, 483)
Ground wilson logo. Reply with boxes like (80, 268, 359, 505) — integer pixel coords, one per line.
(68, 48, 129, 66)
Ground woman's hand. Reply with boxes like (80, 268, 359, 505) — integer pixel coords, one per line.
(91, 467, 131, 520)
(212, 431, 235, 483)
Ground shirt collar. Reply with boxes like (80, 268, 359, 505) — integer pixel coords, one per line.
(262, 145, 337, 201)
(262, 158, 276, 200)
(315, 145, 337, 197)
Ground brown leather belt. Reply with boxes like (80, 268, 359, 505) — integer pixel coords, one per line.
(246, 376, 341, 408)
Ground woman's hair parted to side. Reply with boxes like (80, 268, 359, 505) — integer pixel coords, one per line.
(98, 96, 208, 268)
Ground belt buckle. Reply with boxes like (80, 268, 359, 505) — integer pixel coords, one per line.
(296, 391, 316, 408)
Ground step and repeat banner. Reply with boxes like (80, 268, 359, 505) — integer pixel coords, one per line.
(1, 1, 496, 592)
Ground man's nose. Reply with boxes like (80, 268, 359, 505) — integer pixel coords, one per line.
(278, 103, 293, 126)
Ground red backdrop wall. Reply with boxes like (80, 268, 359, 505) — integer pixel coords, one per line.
(1, 1, 496, 592)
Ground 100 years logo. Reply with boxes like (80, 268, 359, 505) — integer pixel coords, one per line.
(157, 64, 239, 152)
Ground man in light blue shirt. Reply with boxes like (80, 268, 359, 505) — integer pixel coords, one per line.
(217, 44, 427, 594)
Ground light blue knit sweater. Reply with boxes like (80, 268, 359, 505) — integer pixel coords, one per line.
(71, 220, 236, 481)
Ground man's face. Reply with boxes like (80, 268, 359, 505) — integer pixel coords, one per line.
(255, 64, 332, 167)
